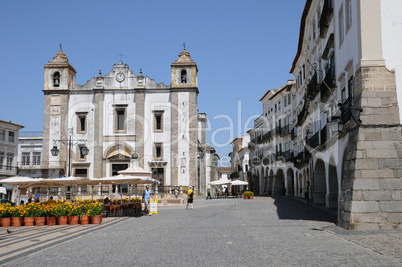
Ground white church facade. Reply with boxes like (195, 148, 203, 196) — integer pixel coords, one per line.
(40, 47, 211, 195)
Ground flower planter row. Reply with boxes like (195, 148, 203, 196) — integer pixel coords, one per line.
(244, 196, 254, 199)
(0, 215, 102, 227)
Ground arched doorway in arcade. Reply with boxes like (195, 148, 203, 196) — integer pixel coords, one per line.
(286, 169, 294, 196)
(251, 170, 260, 195)
(273, 169, 285, 195)
(313, 159, 326, 204)
(268, 169, 274, 195)
(327, 158, 338, 208)
(298, 173, 303, 198)
(263, 168, 269, 195)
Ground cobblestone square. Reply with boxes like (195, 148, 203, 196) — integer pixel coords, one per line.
(1, 197, 400, 266)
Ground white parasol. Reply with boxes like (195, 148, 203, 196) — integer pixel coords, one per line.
(230, 180, 249, 186)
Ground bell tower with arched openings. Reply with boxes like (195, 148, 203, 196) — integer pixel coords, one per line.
(170, 47, 199, 189)
(42, 46, 76, 174)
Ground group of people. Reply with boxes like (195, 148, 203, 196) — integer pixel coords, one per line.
(140, 185, 195, 214)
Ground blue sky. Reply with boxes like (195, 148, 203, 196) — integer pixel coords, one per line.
(0, 0, 306, 165)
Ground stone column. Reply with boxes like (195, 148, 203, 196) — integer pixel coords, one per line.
(93, 89, 104, 178)
(171, 92, 179, 186)
(338, 66, 402, 230)
(135, 90, 145, 168)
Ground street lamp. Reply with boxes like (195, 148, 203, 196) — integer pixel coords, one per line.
(50, 134, 89, 177)
(328, 116, 344, 134)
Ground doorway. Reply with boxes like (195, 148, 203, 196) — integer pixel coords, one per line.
(112, 164, 128, 193)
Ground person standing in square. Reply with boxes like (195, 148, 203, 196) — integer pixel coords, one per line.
(142, 185, 153, 216)
(186, 186, 194, 210)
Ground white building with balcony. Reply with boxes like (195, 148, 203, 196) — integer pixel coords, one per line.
(248, 0, 402, 230)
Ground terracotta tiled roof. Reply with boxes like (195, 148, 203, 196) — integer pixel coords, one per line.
(259, 89, 274, 102)
(171, 49, 197, 66)
(0, 119, 24, 128)
(45, 49, 76, 72)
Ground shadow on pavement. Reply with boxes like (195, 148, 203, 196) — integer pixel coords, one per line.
(272, 196, 337, 224)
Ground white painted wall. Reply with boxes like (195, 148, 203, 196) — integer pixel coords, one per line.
(381, 0, 402, 123)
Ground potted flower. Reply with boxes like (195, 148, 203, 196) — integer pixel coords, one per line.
(80, 204, 90, 225)
(22, 203, 37, 226)
(87, 202, 103, 224)
(243, 191, 254, 199)
(11, 206, 23, 226)
(54, 203, 68, 225)
(67, 203, 82, 225)
(44, 204, 57, 226)
(0, 203, 12, 227)
(32, 204, 46, 226)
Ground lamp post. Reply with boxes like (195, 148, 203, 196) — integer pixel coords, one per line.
(328, 116, 344, 135)
(50, 132, 89, 177)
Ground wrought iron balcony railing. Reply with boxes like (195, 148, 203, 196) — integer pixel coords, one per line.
(307, 131, 320, 149)
(321, 66, 336, 102)
(320, 0, 334, 38)
(307, 73, 321, 100)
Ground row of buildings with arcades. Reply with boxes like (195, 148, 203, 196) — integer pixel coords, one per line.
(231, 0, 402, 230)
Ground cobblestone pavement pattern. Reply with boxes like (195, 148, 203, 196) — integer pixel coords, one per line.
(1, 197, 401, 266)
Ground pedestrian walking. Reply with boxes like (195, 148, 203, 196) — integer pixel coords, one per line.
(174, 188, 178, 198)
(305, 181, 310, 204)
(206, 188, 212, 200)
(142, 185, 153, 216)
(186, 186, 194, 210)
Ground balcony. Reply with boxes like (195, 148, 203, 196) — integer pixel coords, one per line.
(280, 125, 292, 136)
(291, 128, 296, 140)
(275, 152, 283, 161)
(320, 0, 334, 38)
(275, 126, 281, 136)
(262, 131, 272, 142)
(307, 131, 320, 149)
(296, 96, 308, 127)
(320, 125, 328, 146)
(340, 98, 352, 123)
(321, 66, 336, 102)
(307, 73, 321, 100)
(294, 149, 311, 167)
(282, 150, 294, 162)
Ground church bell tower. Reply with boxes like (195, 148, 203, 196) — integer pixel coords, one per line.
(170, 47, 199, 191)
(42, 46, 76, 177)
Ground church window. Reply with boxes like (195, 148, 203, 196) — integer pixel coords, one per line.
(154, 143, 163, 159)
(77, 113, 87, 133)
(115, 107, 126, 132)
(181, 69, 187, 83)
(53, 72, 60, 87)
(153, 111, 164, 132)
